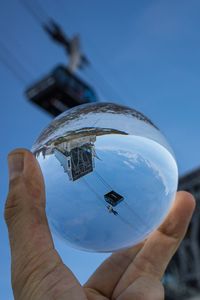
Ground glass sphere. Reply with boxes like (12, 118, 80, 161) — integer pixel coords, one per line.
(32, 102, 178, 252)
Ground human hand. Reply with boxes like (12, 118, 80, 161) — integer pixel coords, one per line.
(5, 149, 195, 300)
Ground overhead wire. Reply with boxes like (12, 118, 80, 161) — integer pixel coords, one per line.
(82, 33, 139, 107)
(18, 0, 137, 110)
(89, 64, 126, 104)
(95, 169, 147, 229)
(0, 55, 25, 85)
(19, 1, 145, 230)
(9, 35, 39, 77)
(77, 29, 130, 105)
(20, 0, 128, 105)
(83, 161, 143, 231)
(82, 176, 135, 230)
(82, 177, 105, 206)
(82, 68, 108, 102)
(0, 0, 48, 86)
(0, 40, 32, 84)
(18, 0, 49, 25)
(11, 1, 149, 235)
(0, 1, 42, 84)
(94, 170, 113, 190)
(30, 0, 50, 21)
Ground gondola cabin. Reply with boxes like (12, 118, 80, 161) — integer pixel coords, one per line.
(25, 65, 98, 116)
(104, 191, 124, 207)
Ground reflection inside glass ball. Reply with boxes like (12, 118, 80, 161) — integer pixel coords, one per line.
(32, 102, 178, 252)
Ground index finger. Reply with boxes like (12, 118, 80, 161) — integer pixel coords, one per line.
(112, 191, 195, 299)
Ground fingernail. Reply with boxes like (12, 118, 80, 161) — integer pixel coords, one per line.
(8, 153, 24, 180)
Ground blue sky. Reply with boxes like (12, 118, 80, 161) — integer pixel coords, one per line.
(1, 0, 200, 298)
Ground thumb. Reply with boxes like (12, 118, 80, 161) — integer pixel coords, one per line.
(4, 149, 81, 299)
(5, 149, 54, 262)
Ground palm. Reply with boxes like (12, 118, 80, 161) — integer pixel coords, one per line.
(29, 240, 164, 300)
(83, 241, 163, 300)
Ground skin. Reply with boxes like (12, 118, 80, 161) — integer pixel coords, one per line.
(4, 149, 195, 300)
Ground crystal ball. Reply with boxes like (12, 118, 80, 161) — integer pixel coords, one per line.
(32, 102, 178, 252)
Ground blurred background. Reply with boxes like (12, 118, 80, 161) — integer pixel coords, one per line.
(1, 0, 200, 299)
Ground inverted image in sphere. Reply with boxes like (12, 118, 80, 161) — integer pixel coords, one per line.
(32, 102, 178, 252)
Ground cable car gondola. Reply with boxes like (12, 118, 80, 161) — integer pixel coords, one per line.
(25, 65, 98, 116)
